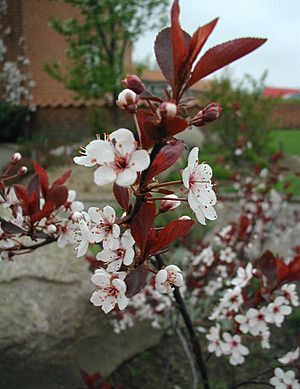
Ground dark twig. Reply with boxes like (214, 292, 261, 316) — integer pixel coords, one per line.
(155, 254, 210, 389)
(228, 368, 274, 389)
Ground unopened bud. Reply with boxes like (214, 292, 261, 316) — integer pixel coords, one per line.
(189, 102, 222, 127)
(71, 211, 83, 221)
(179, 215, 191, 221)
(117, 89, 137, 114)
(159, 194, 180, 213)
(157, 102, 177, 120)
(122, 74, 145, 94)
(17, 166, 28, 176)
(11, 152, 22, 164)
(47, 224, 57, 234)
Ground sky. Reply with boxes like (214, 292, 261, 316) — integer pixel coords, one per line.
(133, 0, 300, 89)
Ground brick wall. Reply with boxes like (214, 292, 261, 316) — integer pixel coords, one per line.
(27, 106, 133, 144)
(272, 104, 300, 129)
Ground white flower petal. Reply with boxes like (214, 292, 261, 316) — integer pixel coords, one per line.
(115, 168, 137, 187)
(94, 166, 116, 186)
(129, 150, 150, 172)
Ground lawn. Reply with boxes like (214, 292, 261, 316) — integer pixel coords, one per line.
(270, 129, 300, 156)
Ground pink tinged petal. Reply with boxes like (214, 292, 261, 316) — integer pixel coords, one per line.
(193, 183, 217, 206)
(88, 228, 106, 243)
(94, 166, 116, 186)
(86, 139, 115, 163)
(112, 224, 120, 238)
(156, 269, 168, 283)
(103, 235, 119, 250)
(195, 163, 213, 181)
(188, 147, 199, 167)
(96, 250, 118, 262)
(112, 278, 127, 292)
(117, 294, 129, 310)
(88, 207, 105, 224)
(121, 229, 135, 248)
(109, 128, 136, 156)
(195, 209, 206, 225)
(90, 291, 104, 306)
(67, 190, 76, 202)
(281, 305, 292, 315)
(76, 240, 89, 257)
(129, 150, 150, 172)
(182, 166, 191, 188)
(115, 169, 137, 187)
(165, 265, 181, 273)
(107, 259, 122, 272)
(71, 201, 84, 212)
(103, 205, 116, 224)
(102, 296, 116, 313)
(73, 155, 96, 167)
(116, 271, 127, 280)
(91, 272, 109, 287)
(123, 247, 135, 266)
(175, 272, 184, 287)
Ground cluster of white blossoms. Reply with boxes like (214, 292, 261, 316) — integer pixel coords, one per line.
(270, 368, 300, 389)
(74, 128, 150, 187)
(182, 147, 217, 225)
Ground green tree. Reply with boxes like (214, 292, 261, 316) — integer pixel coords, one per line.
(45, 0, 168, 104)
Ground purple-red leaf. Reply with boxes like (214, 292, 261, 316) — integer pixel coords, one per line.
(187, 18, 219, 66)
(257, 250, 277, 287)
(154, 27, 191, 88)
(31, 201, 56, 223)
(150, 219, 194, 254)
(27, 174, 40, 196)
(163, 115, 188, 137)
(0, 219, 26, 234)
(136, 110, 156, 149)
(113, 183, 130, 212)
(125, 265, 148, 298)
(187, 38, 267, 88)
(171, 0, 187, 84)
(145, 139, 185, 183)
(46, 185, 68, 208)
(52, 169, 71, 186)
(130, 200, 156, 256)
(34, 162, 49, 197)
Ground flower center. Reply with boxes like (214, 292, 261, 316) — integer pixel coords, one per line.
(114, 155, 128, 172)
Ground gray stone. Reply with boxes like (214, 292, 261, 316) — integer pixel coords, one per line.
(0, 243, 161, 389)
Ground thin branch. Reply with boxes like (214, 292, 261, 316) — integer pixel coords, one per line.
(228, 368, 274, 389)
(176, 326, 199, 389)
(155, 254, 210, 389)
(229, 380, 273, 389)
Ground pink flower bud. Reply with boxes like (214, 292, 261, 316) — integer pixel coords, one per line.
(117, 89, 137, 113)
(11, 152, 22, 164)
(157, 101, 177, 118)
(17, 166, 28, 176)
(189, 102, 222, 127)
(47, 224, 57, 234)
(159, 194, 180, 213)
(122, 74, 145, 94)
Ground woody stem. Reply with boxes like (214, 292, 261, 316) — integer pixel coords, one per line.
(149, 180, 183, 189)
(155, 254, 210, 389)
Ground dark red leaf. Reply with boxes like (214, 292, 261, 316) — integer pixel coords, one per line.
(46, 185, 68, 208)
(276, 255, 300, 286)
(125, 265, 148, 298)
(113, 183, 130, 212)
(0, 219, 26, 234)
(136, 110, 155, 149)
(163, 115, 188, 137)
(52, 169, 71, 186)
(14, 184, 30, 214)
(145, 139, 185, 183)
(150, 219, 194, 254)
(171, 0, 188, 85)
(154, 27, 191, 88)
(187, 18, 219, 67)
(257, 250, 277, 287)
(187, 38, 267, 88)
(130, 200, 156, 256)
(139, 91, 163, 103)
(34, 162, 49, 197)
(31, 201, 56, 223)
(28, 191, 40, 215)
(27, 174, 40, 196)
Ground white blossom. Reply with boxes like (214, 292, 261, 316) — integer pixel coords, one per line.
(90, 269, 129, 313)
(182, 147, 217, 225)
(281, 284, 299, 307)
(155, 265, 183, 294)
(96, 229, 135, 272)
(206, 324, 224, 357)
(221, 333, 249, 365)
(265, 296, 292, 327)
(74, 128, 150, 187)
(278, 348, 299, 365)
(270, 368, 300, 389)
(231, 263, 253, 288)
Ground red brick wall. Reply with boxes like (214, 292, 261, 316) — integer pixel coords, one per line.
(272, 104, 300, 129)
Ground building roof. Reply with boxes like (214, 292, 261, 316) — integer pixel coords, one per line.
(263, 87, 300, 98)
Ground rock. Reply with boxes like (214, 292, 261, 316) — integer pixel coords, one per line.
(0, 243, 161, 389)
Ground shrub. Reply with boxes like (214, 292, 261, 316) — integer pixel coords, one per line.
(0, 102, 30, 142)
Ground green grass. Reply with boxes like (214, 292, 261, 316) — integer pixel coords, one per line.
(270, 129, 300, 156)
